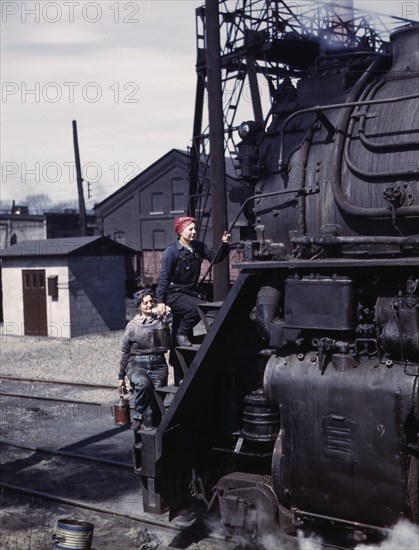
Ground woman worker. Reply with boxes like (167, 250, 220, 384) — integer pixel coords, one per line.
(118, 288, 172, 431)
(155, 216, 231, 347)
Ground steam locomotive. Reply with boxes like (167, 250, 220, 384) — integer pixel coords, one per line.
(137, 22, 419, 548)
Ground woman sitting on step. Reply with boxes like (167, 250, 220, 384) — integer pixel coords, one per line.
(118, 288, 172, 431)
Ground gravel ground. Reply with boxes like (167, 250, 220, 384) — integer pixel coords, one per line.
(0, 329, 174, 392)
(0, 300, 173, 388)
(0, 328, 125, 386)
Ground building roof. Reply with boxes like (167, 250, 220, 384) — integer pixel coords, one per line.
(0, 213, 44, 222)
(93, 148, 189, 210)
(93, 148, 241, 212)
(0, 236, 135, 258)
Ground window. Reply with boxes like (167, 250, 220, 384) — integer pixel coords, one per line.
(24, 271, 45, 288)
(171, 177, 185, 213)
(153, 229, 166, 249)
(151, 192, 164, 214)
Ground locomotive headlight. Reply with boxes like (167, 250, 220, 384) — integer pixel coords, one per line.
(238, 120, 261, 142)
(238, 121, 252, 139)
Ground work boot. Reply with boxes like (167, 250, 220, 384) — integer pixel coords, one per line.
(176, 332, 192, 347)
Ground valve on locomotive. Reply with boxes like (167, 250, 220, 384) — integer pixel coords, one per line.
(375, 277, 419, 362)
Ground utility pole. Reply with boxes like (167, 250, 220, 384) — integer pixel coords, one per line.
(72, 120, 87, 236)
(205, 0, 229, 300)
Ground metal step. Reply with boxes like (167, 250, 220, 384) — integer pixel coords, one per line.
(154, 385, 179, 415)
(197, 301, 223, 331)
(175, 345, 200, 378)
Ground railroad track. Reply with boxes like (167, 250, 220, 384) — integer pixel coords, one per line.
(0, 375, 116, 391)
(0, 375, 128, 407)
(0, 381, 331, 549)
(1, 484, 235, 550)
(0, 440, 236, 549)
(0, 394, 237, 550)
(0, 440, 132, 468)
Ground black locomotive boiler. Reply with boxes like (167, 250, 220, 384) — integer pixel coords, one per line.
(137, 23, 419, 548)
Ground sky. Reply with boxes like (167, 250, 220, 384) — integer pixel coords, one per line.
(1, 0, 417, 210)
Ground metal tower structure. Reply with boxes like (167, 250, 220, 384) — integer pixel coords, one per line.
(188, 0, 414, 237)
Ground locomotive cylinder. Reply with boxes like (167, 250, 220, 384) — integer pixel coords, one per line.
(264, 352, 418, 526)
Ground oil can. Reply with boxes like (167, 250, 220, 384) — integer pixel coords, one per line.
(111, 392, 130, 426)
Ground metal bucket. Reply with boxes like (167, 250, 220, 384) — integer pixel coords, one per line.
(53, 519, 94, 549)
(111, 398, 130, 426)
(152, 324, 171, 352)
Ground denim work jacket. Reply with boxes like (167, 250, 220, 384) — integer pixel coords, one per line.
(155, 239, 229, 303)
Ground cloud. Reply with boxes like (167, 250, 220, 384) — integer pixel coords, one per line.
(1, 0, 415, 207)
(1, 1, 201, 204)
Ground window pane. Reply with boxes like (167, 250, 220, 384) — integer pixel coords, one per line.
(151, 192, 163, 213)
(171, 178, 185, 212)
(172, 194, 185, 212)
(172, 178, 183, 194)
(39, 273, 45, 288)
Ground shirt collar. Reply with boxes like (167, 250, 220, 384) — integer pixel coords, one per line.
(136, 313, 153, 324)
(176, 239, 194, 252)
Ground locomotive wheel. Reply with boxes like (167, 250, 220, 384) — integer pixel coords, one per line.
(407, 455, 418, 522)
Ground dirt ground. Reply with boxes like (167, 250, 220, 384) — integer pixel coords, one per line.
(0, 323, 225, 550)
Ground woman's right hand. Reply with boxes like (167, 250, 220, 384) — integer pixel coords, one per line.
(156, 302, 166, 316)
(118, 379, 126, 392)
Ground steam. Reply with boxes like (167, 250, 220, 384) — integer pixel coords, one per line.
(297, 531, 324, 550)
(354, 519, 419, 550)
(260, 530, 324, 550)
(259, 521, 419, 550)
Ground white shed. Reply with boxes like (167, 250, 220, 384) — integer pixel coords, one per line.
(0, 236, 135, 338)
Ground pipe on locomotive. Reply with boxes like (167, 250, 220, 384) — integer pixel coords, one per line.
(199, 186, 318, 284)
(342, 72, 419, 181)
(290, 235, 419, 245)
(275, 92, 419, 173)
(255, 281, 281, 342)
(356, 81, 419, 151)
(328, 58, 419, 219)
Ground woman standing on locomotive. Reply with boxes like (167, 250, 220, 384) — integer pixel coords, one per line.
(118, 288, 172, 431)
(155, 216, 231, 347)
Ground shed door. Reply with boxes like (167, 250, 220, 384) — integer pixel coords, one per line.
(22, 270, 47, 336)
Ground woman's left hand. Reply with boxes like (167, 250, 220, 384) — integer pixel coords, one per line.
(222, 231, 231, 243)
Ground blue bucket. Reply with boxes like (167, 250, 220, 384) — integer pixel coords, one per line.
(53, 519, 94, 549)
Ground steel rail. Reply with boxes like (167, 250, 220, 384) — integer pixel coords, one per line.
(0, 440, 132, 469)
(0, 392, 110, 407)
(0, 482, 229, 543)
(0, 375, 115, 391)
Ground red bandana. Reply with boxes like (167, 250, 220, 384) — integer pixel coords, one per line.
(174, 216, 195, 235)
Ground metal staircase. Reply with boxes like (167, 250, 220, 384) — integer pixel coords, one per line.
(133, 302, 224, 476)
